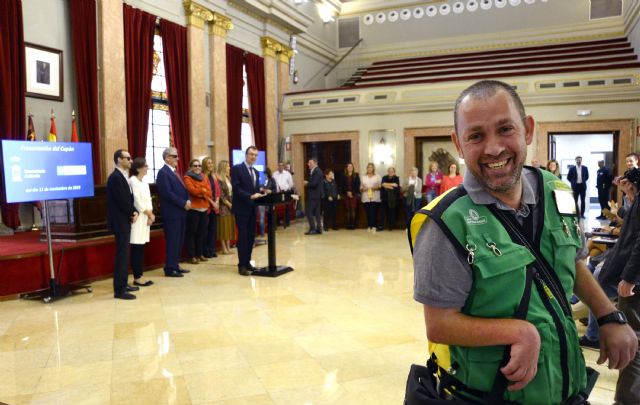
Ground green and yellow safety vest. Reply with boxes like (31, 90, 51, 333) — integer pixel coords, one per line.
(409, 169, 587, 404)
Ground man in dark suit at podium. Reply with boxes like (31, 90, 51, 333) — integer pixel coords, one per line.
(107, 149, 138, 300)
(156, 147, 191, 278)
(231, 146, 263, 276)
(304, 158, 324, 235)
(567, 155, 589, 218)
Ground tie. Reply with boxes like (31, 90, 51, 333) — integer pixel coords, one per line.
(249, 166, 255, 186)
(174, 170, 186, 188)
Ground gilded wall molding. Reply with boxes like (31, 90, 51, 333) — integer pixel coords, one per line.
(183, 0, 213, 29)
(261, 36, 294, 62)
(209, 12, 233, 37)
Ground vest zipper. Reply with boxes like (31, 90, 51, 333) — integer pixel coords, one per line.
(534, 273, 570, 400)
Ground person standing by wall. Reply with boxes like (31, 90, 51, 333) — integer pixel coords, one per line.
(107, 149, 139, 300)
(184, 159, 211, 264)
(440, 162, 463, 193)
(340, 162, 360, 230)
(273, 162, 294, 227)
(403, 166, 422, 229)
(201, 157, 220, 258)
(380, 166, 400, 231)
(129, 157, 154, 288)
(322, 169, 339, 231)
(304, 158, 324, 235)
(360, 163, 381, 233)
(216, 160, 235, 256)
(424, 161, 442, 203)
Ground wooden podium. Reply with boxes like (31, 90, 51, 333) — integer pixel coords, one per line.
(253, 192, 294, 277)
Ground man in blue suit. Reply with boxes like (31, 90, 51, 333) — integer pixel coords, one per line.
(156, 147, 191, 277)
(304, 158, 324, 235)
(106, 149, 139, 300)
(231, 146, 264, 276)
(567, 155, 589, 218)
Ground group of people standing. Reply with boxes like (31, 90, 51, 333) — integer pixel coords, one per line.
(106, 146, 271, 299)
(302, 159, 465, 234)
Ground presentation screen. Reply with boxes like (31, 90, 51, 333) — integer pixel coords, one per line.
(2, 140, 94, 203)
(231, 149, 266, 186)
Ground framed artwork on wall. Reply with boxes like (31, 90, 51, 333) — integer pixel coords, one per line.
(25, 43, 63, 101)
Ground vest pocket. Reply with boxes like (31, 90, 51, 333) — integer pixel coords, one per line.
(473, 246, 535, 279)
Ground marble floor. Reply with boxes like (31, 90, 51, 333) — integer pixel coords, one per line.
(0, 222, 620, 404)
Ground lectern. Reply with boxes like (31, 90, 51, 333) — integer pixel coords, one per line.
(253, 192, 294, 277)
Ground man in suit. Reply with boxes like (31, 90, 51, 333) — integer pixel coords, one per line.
(156, 147, 191, 278)
(231, 146, 263, 276)
(304, 158, 324, 235)
(567, 155, 589, 218)
(107, 149, 139, 300)
(596, 160, 612, 220)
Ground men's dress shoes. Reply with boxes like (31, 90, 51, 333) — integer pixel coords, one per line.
(125, 285, 140, 292)
(211, 253, 218, 258)
(165, 270, 184, 278)
(177, 268, 190, 273)
(189, 258, 199, 264)
(304, 230, 316, 235)
(114, 292, 136, 300)
(238, 266, 252, 276)
(198, 256, 208, 262)
(133, 280, 154, 287)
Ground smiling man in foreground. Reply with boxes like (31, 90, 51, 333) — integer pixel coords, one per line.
(410, 80, 637, 404)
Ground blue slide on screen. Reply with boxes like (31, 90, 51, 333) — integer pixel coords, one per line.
(231, 149, 266, 185)
(2, 140, 94, 203)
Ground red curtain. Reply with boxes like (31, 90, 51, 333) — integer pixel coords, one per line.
(0, 0, 25, 228)
(160, 19, 190, 174)
(226, 44, 244, 157)
(69, 0, 101, 184)
(123, 4, 155, 161)
(245, 53, 266, 155)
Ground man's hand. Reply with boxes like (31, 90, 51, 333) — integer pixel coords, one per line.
(618, 280, 636, 297)
(346, 191, 353, 198)
(250, 193, 263, 200)
(597, 323, 638, 369)
(304, 180, 308, 186)
(184, 200, 191, 210)
(131, 212, 139, 224)
(501, 323, 540, 392)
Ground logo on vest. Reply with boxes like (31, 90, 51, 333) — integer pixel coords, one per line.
(465, 208, 487, 225)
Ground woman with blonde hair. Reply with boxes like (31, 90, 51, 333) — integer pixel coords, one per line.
(201, 157, 220, 258)
(360, 162, 382, 232)
(546, 159, 561, 179)
(216, 160, 235, 254)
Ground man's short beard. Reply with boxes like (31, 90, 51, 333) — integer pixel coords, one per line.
(471, 161, 524, 195)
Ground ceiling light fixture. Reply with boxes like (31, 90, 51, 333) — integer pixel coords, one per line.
(412, 7, 424, 19)
(467, 0, 479, 11)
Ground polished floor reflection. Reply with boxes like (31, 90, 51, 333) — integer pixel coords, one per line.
(0, 223, 619, 404)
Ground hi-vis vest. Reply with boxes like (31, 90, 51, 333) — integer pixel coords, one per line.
(409, 169, 587, 405)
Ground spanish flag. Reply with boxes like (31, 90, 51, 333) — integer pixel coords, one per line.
(48, 110, 57, 142)
(70, 110, 78, 142)
(26, 114, 36, 141)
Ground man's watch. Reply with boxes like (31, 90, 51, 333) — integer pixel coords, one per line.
(597, 310, 628, 327)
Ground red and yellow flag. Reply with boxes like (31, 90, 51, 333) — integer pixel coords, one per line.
(70, 110, 78, 142)
(27, 114, 36, 141)
(48, 110, 57, 142)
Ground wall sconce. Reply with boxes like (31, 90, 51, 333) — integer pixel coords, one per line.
(372, 137, 393, 166)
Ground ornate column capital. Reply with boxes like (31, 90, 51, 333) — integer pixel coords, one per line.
(183, 0, 213, 29)
(261, 36, 294, 63)
(209, 12, 233, 37)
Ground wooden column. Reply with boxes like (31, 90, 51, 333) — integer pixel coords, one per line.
(261, 37, 293, 170)
(184, 1, 213, 158)
(208, 12, 233, 163)
(97, 0, 127, 181)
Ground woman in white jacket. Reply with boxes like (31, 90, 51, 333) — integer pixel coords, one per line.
(129, 157, 155, 287)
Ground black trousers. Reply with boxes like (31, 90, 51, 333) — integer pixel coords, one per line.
(234, 209, 256, 268)
(598, 187, 610, 214)
(113, 231, 130, 295)
(186, 210, 208, 259)
(307, 198, 322, 231)
(203, 210, 218, 257)
(380, 201, 397, 230)
(572, 183, 587, 217)
(616, 293, 640, 404)
(130, 243, 145, 279)
(363, 202, 379, 228)
(322, 199, 337, 230)
(163, 217, 185, 273)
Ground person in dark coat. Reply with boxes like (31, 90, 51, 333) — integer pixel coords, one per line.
(231, 146, 263, 276)
(106, 149, 138, 300)
(156, 147, 191, 278)
(380, 166, 400, 231)
(596, 160, 613, 220)
(567, 155, 589, 218)
(322, 169, 339, 231)
(304, 158, 324, 235)
(339, 162, 360, 229)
